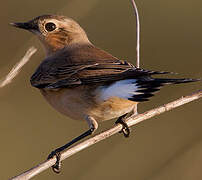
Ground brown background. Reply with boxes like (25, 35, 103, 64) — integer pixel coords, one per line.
(1, 0, 202, 179)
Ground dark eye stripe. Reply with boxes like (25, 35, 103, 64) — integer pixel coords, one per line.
(45, 22, 56, 32)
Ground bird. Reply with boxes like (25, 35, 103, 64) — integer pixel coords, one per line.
(11, 14, 199, 173)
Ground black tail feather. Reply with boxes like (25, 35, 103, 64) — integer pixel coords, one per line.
(128, 78, 200, 102)
(152, 78, 200, 84)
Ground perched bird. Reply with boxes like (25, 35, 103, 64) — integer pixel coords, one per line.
(12, 15, 198, 173)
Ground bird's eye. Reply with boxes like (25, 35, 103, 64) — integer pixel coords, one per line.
(45, 22, 56, 32)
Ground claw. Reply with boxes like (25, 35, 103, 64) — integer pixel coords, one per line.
(115, 115, 130, 138)
(47, 151, 62, 173)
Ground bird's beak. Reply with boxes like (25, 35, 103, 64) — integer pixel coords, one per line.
(10, 20, 39, 32)
(10, 22, 32, 30)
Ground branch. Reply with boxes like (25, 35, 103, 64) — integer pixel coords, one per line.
(9, 89, 202, 180)
(130, 0, 140, 68)
(0, 47, 37, 88)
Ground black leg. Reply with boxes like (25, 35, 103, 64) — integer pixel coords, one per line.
(47, 127, 95, 173)
(115, 114, 130, 138)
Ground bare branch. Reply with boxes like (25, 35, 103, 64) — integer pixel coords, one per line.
(0, 47, 37, 88)
(130, 0, 140, 68)
(9, 89, 202, 180)
(130, 0, 140, 116)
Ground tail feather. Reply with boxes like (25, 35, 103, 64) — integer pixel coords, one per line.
(152, 78, 200, 84)
(128, 78, 200, 102)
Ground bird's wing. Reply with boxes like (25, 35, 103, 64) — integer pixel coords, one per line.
(30, 54, 168, 89)
(30, 45, 198, 103)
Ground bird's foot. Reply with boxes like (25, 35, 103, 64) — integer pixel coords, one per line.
(115, 115, 130, 138)
(47, 150, 62, 173)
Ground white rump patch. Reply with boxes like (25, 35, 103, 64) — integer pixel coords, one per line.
(97, 79, 142, 101)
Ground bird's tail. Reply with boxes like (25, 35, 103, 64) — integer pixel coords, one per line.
(127, 77, 200, 102)
(151, 78, 200, 84)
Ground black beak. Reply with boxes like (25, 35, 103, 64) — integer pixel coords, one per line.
(10, 22, 32, 30)
(10, 20, 39, 31)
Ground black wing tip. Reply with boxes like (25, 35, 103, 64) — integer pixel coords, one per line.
(134, 68, 178, 76)
(153, 71, 177, 75)
(173, 78, 201, 84)
(151, 78, 201, 85)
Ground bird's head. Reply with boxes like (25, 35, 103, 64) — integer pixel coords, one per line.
(11, 15, 90, 55)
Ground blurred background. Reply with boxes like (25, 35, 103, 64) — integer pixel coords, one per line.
(1, 0, 202, 179)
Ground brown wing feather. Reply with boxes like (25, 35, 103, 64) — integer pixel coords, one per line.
(30, 44, 168, 89)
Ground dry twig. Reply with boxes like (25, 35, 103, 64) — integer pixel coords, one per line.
(0, 47, 37, 88)
(129, 0, 140, 118)
(130, 0, 140, 68)
(9, 89, 202, 180)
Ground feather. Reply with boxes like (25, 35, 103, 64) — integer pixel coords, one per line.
(97, 78, 200, 102)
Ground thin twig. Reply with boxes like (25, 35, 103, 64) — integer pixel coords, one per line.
(9, 89, 202, 180)
(0, 47, 37, 88)
(130, 0, 140, 121)
(130, 0, 140, 68)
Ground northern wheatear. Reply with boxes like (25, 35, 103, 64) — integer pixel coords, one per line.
(12, 15, 199, 173)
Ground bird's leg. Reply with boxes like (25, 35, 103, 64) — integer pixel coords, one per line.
(47, 116, 98, 173)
